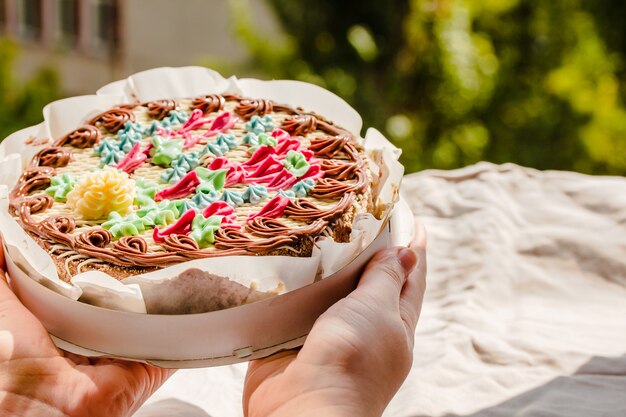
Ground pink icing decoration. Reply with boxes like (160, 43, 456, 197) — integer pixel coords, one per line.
(202, 201, 241, 229)
(242, 146, 275, 168)
(207, 112, 238, 134)
(115, 143, 147, 174)
(153, 209, 197, 242)
(225, 164, 246, 187)
(154, 171, 200, 201)
(299, 164, 324, 181)
(271, 129, 290, 142)
(208, 157, 231, 170)
(247, 195, 291, 221)
(267, 170, 297, 190)
(202, 201, 234, 219)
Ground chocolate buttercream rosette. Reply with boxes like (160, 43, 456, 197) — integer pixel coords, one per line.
(0, 67, 403, 314)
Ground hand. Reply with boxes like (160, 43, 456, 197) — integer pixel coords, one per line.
(243, 224, 427, 417)
(0, 243, 175, 417)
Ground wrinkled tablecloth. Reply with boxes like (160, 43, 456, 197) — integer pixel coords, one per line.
(136, 162, 626, 417)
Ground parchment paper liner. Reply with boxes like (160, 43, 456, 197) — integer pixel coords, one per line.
(0, 66, 404, 314)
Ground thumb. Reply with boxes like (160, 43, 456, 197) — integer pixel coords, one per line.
(351, 246, 418, 308)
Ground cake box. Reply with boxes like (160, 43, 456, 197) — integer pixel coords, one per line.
(0, 67, 409, 368)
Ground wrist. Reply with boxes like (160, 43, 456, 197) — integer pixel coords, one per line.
(247, 362, 384, 417)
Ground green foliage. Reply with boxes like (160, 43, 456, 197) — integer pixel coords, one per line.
(222, 0, 626, 175)
(0, 39, 61, 141)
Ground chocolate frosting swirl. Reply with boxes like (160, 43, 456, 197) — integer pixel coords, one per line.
(55, 125, 101, 148)
(39, 216, 76, 247)
(75, 229, 112, 248)
(319, 159, 361, 180)
(308, 135, 349, 158)
(87, 108, 135, 133)
(161, 234, 200, 252)
(284, 193, 355, 222)
(308, 168, 367, 199)
(213, 229, 253, 249)
(281, 115, 318, 136)
(31, 147, 73, 168)
(246, 218, 328, 237)
(215, 227, 302, 253)
(146, 99, 177, 120)
(190, 94, 225, 114)
(10, 166, 55, 198)
(235, 99, 274, 119)
(114, 236, 148, 254)
(10, 194, 53, 217)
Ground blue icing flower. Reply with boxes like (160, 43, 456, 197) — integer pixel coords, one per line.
(120, 120, 144, 135)
(220, 190, 244, 207)
(161, 164, 188, 184)
(203, 142, 227, 157)
(242, 184, 269, 204)
(278, 189, 296, 199)
(245, 115, 275, 134)
(215, 133, 238, 151)
(291, 178, 316, 198)
(242, 132, 259, 147)
(166, 110, 188, 125)
(100, 149, 125, 166)
(94, 138, 119, 156)
(118, 129, 142, 152)
(172, 152, 200, 171)
(192, 189, 219, 209)
(143, 120, 161, 136)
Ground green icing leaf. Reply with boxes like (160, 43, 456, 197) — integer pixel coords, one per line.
(194, 167, 227, 192)
(102, 212, 146, 238)
(189, 215, 222, 248)
(135, 200, 179, 226)
(283, 150, 310, 177)
(247, 133, 278, 151)
(134, 178, 160, 207)
(45, 173, 76, 202)
(150, 136, 184, 167)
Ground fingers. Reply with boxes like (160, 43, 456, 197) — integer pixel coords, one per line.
(399, 223, 427, 334)
(352, 243, 418, 310)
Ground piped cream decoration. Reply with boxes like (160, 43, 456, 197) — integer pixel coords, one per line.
(66, 166, 136, 220)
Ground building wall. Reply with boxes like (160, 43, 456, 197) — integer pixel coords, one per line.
(0, 0, 281, 94)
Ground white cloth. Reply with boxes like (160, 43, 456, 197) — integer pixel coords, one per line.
(136, 162, 626, 417)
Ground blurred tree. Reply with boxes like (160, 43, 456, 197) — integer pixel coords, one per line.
(0, 39, 61, 141)
(225, 0, 626, 175)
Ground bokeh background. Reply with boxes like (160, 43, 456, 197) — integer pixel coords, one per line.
(1, 0, 625, 175)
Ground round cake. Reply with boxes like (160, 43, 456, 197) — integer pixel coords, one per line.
(9, 94, 377, 282)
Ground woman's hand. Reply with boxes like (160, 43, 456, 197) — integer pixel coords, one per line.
(0, 245, 175, 417)
(243, 224, 427, 417)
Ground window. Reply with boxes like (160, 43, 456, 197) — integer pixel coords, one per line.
(58, 0, 79, 46)
(93, 0, 118, 50)
(0, 0, 6, 32)
(18, 0, 42, 41)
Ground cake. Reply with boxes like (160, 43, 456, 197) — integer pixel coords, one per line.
(9, 94, 377, 282)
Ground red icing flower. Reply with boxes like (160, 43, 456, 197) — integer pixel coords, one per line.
(115, 143, 147, 174)
(248, 194, 291, 221)
(153, 209, 197, 242)
(154, 171, 201, 201)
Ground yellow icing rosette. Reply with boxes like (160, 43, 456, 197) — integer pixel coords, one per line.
(66, 166, 136, 220)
